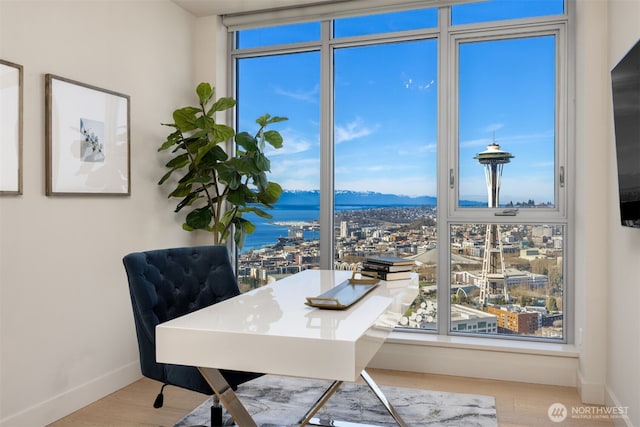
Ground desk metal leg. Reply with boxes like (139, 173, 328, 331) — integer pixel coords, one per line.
(299, 379, 343, 425)
(360, 370, 408, 427)
(198, 368, 407, 427)
(304, 370, 408, 427)
(198, 367, 257, 427)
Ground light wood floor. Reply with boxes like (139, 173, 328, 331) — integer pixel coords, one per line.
(48, 368, 614, 427)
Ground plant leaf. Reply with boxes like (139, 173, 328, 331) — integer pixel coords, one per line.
(254, 152, 271, 172)
(239, 205, 273, 219)
(165, 153, 190, 169)
(238, 218, 256, 234)
(185, 207, 212, 230)
(187, 175, 212, 184)
(235, 131, 258, 151)
(257, 181, 283, 205)
(196, 82, 213, 105)
(211, 124, 235, 143)
(253, 172, 268, 192)
(173, 107, 200, 132)
(182, 133, 208, 154)
(194, 140, 219, 166)
(255, 113, 270, 127)
(232, 217, 256, 249)
(208, 97, 236, 116)
(229, 156, 259, 175)
(168, 183, 192, 198)
(200, 145, 228, 166)
(227, 185, 252, 206)
(158, 169, 174, 185)
(158, 129, 183, 152)
(216, 164, 241, 190)
(266, 115, 288, 125)
(263, 130, 284, 149)
(195, 114, 216, 132)
(175, 191, 201, 212)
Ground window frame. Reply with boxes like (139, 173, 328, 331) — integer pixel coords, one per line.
(441, 17, 571, 343)
(228, 1, 573, 345)
(447, 24, 569, 220)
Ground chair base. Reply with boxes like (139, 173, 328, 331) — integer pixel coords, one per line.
(212, 404, 223, 426)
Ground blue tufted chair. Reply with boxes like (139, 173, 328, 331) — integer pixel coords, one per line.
(123, 245, 262, 425)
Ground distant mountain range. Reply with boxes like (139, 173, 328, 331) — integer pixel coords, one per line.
(277, 190, 483, 207)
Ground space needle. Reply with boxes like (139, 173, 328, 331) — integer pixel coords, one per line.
(474, 142, 514, 306)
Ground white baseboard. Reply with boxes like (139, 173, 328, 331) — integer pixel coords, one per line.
(605, 386, 634, 427)
(576, 369, 606, 404)
(0, 361, 141, 427)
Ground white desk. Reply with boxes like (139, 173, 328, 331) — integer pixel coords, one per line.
(156, 269, 418, 426)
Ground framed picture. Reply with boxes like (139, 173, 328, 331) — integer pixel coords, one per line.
(45, 74, 130, 195)
(0, 60, 23, 195)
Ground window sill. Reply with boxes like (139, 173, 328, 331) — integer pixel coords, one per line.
(386, 330, 579, 358)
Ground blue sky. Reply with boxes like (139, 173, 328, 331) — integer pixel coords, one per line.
(236, 0, 562, 205)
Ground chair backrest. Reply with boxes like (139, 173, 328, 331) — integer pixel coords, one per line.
(123, 245, 239, 388)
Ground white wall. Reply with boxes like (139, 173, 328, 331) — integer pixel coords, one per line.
(0, 1, 211, 426)
(605, 2, 640, 426)
(573, 0, 610, 405)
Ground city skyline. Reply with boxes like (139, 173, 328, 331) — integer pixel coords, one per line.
(238, 203, 564, 339)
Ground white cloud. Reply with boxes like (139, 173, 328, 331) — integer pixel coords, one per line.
(273, 84, 319, 104)
(421, 79, 436, 90)
(404, 78, 435, 91)
(265, 128, 315, 157)
(334, 118, 378, 144)
(271, 157, 319, 191)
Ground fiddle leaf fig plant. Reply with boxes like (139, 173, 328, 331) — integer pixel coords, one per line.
(158, 82, 287, 249)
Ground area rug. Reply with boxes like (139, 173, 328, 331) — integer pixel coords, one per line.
(174, 374, 497, 426)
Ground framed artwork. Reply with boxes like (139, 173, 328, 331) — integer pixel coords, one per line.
(0, 59, 23, 195)
(45, 74, 130, 195)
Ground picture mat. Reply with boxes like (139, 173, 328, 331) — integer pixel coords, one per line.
(48, 76, 129, 194)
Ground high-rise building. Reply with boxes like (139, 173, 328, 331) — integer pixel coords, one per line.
(340, 220, 349, 238)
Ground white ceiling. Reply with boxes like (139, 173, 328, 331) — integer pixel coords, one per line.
(172, 0, 338, 17)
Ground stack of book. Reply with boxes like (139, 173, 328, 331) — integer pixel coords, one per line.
(360, 256, 414, 281)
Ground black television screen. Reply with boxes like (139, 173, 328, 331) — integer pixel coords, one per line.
(611, 38, 640, 229)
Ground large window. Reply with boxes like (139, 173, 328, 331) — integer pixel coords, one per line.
(333, 39, 438, 262)
(231, 0, 569, 343)
(235, 52, 321, 291)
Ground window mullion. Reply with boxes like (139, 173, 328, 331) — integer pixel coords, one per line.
(319, 20, 334, 270)
(437, 5, 452, 336)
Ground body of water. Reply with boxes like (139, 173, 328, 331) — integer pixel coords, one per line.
(242, 204, 383, 252)
(242, 205, 321, 252)
(241, 203, 432, 252)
